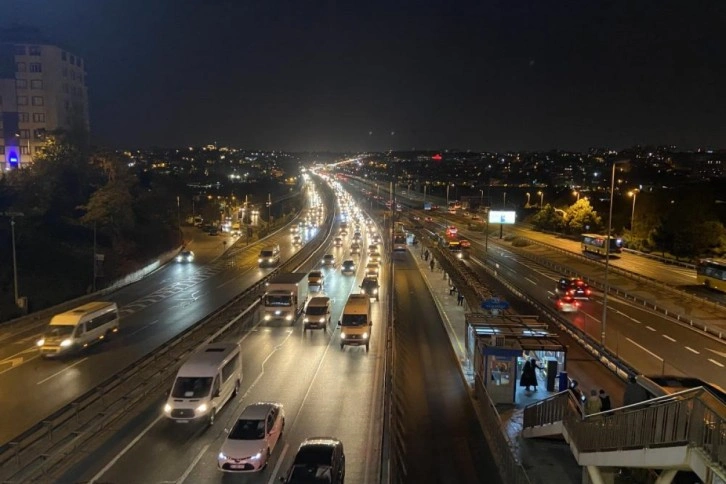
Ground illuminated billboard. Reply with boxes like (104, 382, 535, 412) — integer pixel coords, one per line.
(488, 210, 516, 224)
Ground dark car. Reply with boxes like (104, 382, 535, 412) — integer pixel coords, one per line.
(556, 277, 591, 299)
(341, 260, 356, 274)
(359, 276, 380, 301)
(280, 437, 345, 484)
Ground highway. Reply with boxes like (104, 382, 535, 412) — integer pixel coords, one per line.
(346, 177, 726, 387)
(57, 190, 387, 483)
(0, 212, 309, 445)
(391, 250, 502, 483)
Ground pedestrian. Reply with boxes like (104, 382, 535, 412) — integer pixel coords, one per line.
(449, 284, 456, 296)
(529, 358, 543, 390)
(569, 380, 584, 403)
(424, 249, 430, 261)
(429, 259, 435, 272)
(623, 375, 650, 406)
(457, 292, 465, 306)
(585, 389, 602, 415)
(599, 389, 612, 412)
(519, 360, 537, 391)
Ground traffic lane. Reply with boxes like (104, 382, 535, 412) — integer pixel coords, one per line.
(59, 325, 300, 484)
(91, 242, 369, 483)
(393, 253, 502, 484)
(0, 241, 295, 443)
(484, 250, 726, 387)
(182, 241, 386, 483)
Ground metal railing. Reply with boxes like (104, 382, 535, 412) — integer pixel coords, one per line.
(523, 387, 726, 476)
(0, 184, 335, 483)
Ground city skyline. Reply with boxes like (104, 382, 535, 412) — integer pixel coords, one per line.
(1, 0, 724, 152)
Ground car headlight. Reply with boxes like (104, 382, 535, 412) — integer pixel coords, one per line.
(304, 317, 309, 322)
(285, 315, 293, 321)
(176, 255, 183, 262)
(36, 338, 45, 347)
(218, 452, 227, 461)
(251, 452, 262, 460)
(373, 289, 378, 294)
(196, 403, 208, 413)
(341, 332, 347, 339)
(361, 289, 366, 294)
(60, 339, 72, 347)
(264, 314, 271, 321)
(319, 317, 325, 322)
(258, 258, 263, 263)
(362, 332, 369, 339)
(164, 403, 172, 413)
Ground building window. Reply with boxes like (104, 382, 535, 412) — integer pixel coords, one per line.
(19, 112, 29, 122)
(21, 146, 30, 155)
(29, 63, 42, 73)
(19, 129, 30, 139)
(76, 58, 82, 67)
(79, 74, 84, 83)
(71, 70, 76, 81)
(32, 113, 45, 123)
(30, 79, 43, 89)
(17, 96, 28, 106)
(0, 146, 5, 155)
(70, 55, 75, 64)
(16, 79, 28, 89)
(29, 46, 41, 56)
(14, 45, 26, 56)
(16, 62, 26, 72)
(31, 96, 44, 106)
(62, 51, 67, 61)
(34, 128, 46, 139)
(62, 67, 68, 77)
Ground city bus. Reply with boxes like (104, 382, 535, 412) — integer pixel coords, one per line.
(696, 258, 726, 292)
(581, 234, 622, 256)
(438, 227, 467, 260)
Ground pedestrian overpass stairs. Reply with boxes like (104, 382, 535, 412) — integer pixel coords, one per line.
(521, 388, 726, 484)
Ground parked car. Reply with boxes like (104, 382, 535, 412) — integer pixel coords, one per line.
(217, 402, 285, 472)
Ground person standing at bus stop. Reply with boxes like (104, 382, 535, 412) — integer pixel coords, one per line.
(429, 258, 435, 272)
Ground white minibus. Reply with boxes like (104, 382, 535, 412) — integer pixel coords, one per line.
(37, 301, 119, 357)
(163, 342, 243, 426)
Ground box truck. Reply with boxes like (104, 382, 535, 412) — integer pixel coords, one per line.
(262, 272, 309, 323)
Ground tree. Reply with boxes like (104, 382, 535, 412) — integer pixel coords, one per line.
(565, 199, 602, 234)
(531, 204, 564, 231)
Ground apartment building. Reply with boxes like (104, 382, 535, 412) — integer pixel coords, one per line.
(0, 40, 89, 170)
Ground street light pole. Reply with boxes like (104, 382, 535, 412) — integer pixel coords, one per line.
(176, 196, 181, 229)
(629, 189, 639, 232)
(267, 193, 272, 228)
(601, 160, 627, 345)
(11, 216, 19, 305)
(446, 184, 450, 206)
(538, 191, 544, 208)
(479, 189, 484, 208)
(503, 192, 507, 208)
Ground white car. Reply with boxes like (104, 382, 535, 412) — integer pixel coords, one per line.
(218, 402, 285, 472)
(366, 262, 380, 275)
(322, 254, 336, 266)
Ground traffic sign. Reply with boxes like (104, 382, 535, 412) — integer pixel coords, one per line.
(481, 297, 510, 311)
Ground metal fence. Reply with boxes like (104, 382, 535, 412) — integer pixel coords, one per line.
(0, 185, 335, 483)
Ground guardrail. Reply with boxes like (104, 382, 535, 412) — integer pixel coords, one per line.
(472, 229, 726, 342)
(0, 183, 334, 483)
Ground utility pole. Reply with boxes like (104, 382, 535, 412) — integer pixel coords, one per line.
(2, 211, 25, 308)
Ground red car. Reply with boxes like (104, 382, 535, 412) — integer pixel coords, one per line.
(556, 277, 592, 299)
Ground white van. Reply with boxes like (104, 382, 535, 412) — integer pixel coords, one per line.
(163, 342, 242, 426)
(304, 296, 331, 331)
(37, 301, 119, 358)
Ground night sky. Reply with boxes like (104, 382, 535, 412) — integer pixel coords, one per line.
(2, 0, 724, 151)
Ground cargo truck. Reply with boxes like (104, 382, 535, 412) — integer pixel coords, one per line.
(262, 272, 309, 323)
(338, 294, 372, 351)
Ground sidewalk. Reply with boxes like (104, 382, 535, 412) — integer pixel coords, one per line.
(411, 246, 627, 484)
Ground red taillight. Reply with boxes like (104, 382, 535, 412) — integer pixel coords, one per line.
(586, 289, 591, 295)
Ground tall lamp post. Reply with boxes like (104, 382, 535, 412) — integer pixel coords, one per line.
(628, 189, 639, 232)
(266, 193, 272, 228)
(503, 192, 507, 208)
(479, 189, 484, 208)
(537, 190, 544, 208)
(2, 212, 25, 308)
(601, 160, 628, 345)
(446, 183, 451, 206)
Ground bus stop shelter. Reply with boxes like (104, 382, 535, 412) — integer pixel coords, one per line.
(465, 313, 567, 405)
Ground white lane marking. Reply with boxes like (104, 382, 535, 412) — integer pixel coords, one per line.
(89, 415, 163, 483)
(662, 334, 676, 342)
(685, 346, 700, 354)
(37, 357, 88, 385)
(0, 354, 39, 376)
(646, 326, 656, 332)
(177, 443, 210, 484)
(625, 338, 663, 361)
(525, 277, 537, 285)
(708, 359, 724, 368)
(706, 348, 726, 359)
(267, 443, 289, 484)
